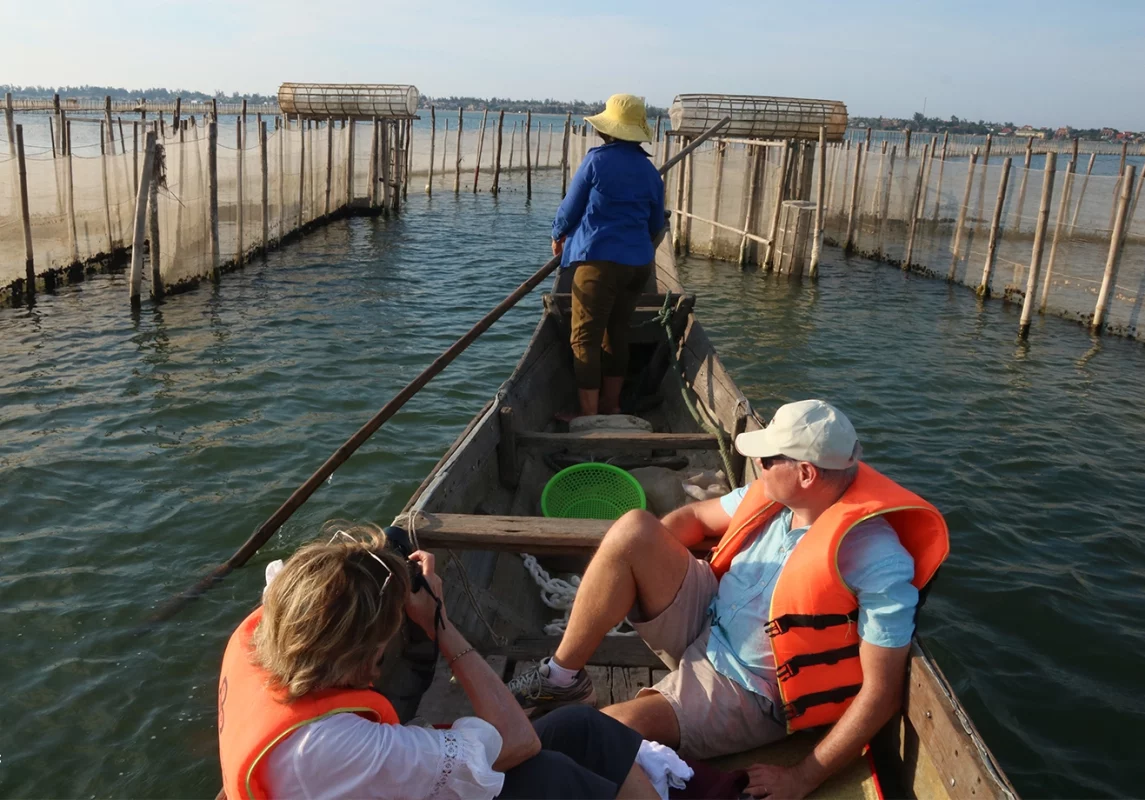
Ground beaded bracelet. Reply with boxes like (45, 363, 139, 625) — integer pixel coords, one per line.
(448, 646, 476, 667)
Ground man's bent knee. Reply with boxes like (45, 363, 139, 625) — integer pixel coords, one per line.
(603, 509, 682, 554)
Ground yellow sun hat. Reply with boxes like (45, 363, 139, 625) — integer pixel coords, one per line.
(585, 94, 654, 143)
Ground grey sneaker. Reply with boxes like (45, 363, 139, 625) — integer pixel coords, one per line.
(507, 658, 597, 716)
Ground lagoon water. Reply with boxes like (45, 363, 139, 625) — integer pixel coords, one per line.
(1, 168, 1142, 798)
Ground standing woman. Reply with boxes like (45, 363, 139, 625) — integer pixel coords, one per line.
(553, 94, 665, 418)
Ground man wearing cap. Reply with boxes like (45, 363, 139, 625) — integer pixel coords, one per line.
(509, 400, 949, 798)
(551, 93, 665, 419)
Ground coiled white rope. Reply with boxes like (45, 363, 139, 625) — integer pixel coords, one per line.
(520, 553, 639, 637)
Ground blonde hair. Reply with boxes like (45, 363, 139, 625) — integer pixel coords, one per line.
(252, 520, 411, 701)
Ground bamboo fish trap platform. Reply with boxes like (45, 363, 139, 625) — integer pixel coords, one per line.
(670, 94, 848, 142)
(277, 83, 419, 120)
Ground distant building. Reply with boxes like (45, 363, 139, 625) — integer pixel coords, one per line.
(1014, 126, 1046, 139)
(1000, 127, 1014, 135)
(1054, 127, 1071, 139)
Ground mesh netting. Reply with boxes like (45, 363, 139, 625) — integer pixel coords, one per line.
(663, 130, 1144, 339)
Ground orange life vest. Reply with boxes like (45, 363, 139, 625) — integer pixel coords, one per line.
(218, 608, 399, 800)
(708, 462, 949, 732)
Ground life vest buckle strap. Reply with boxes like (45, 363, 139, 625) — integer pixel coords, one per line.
(782, 683, 862, 720)
(776, 644, 861, 682)
(765, 609, 859, 638)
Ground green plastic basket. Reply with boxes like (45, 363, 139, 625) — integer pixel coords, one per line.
(541, 463, 647, 520)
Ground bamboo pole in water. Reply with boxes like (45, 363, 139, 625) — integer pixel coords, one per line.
(932, 132, 949, 221)
(404, 118, 412, 199)
(681, 140, 695, 253)
(973, 133, 992, 227)
(533, 113, 541, 173)
(260, 121, 269, 251)
(100, 121, 114, 257)
(1010, 136, 1034, 235)
(764, 141, 792, 268)
(547, 123, 554, 167)
(919, 135, 937, 216)
(737, 147, 761, 267)
(208, 121, 221, 279)
(1091, 165, 1135, 334)
(508, 119, 516, 171)
(1019, 152, 1057, 339)
(473, 108, 488, 193)
(368, 117, 379, 208)
(561, 113, 571, 196)
(380, 120, 391, 212)
(903, 149, 927, 270)
(297, 119, 306, 228)
(426, 106, 435, 194)
(869, 141, 887, 217)
(15, 125, 35, 299)
(492, 110, 505, 194)
(1039, 140, 1078, 311)
(441, 118, 450, 176)
(977, 157, 1012, 296)
(845, 143, 864, 252)
(809, 127, 827, 279)
(525, 110, 532, 198)
(236, 118, 246, 263)
(1068, 152, 1096, 232)
(324, 118, 333, 216)
(876, 145, 896, 258)
(709, 140, 726, 253)
(948, 149, 979, 281)
(148, 123, 162, 297)
(345, 118, 355, 206)
(64, 120, 78, 263)
(129, 130, 157, 306)
(4, 92, 14, 156)
(454, 107, 463, 194)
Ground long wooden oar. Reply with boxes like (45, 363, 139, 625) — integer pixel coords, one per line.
(149, 116, 730, 626)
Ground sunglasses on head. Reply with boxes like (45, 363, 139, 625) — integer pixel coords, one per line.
(330, 530, 394, 599)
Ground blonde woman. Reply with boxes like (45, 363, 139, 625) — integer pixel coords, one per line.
(217, 522, 660, 799)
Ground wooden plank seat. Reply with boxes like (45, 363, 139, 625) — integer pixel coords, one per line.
(515, 431, 720, 452)
(409, 512, 713, 558)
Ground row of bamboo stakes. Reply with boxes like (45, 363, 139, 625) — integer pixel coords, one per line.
(663, 121, 1140, 337)
(5, 92, 417, 307)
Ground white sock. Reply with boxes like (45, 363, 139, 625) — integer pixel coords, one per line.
(542, 657, 579, 687)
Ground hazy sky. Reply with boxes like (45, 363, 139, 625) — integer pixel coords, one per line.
(3, 0, 1143, 129)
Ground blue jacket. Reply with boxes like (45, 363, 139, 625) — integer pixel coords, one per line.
(552, 141, 665, 268)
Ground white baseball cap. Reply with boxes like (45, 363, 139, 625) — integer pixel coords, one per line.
(734, 399, 862, 470)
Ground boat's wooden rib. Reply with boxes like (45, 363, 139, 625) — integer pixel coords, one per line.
(391, 239, 1018, 799)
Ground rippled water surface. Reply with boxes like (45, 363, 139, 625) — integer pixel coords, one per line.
(2, 170, 1143, 798)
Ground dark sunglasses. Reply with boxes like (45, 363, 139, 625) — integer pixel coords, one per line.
(757, 455, 793, 470)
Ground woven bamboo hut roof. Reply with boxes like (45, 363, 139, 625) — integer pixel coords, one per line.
(669, 94, 848, 142)
(277, 83, 419, 119)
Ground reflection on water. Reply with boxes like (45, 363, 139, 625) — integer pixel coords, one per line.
(1, 169, 1142, 797)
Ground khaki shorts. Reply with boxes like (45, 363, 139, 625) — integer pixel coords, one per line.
(628, 557, 787, 759)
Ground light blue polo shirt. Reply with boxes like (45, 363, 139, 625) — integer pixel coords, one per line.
(705, 486, 919, 712)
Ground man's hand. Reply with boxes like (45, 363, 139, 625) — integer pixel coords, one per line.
(744, 763, 814, 799)
(551, 236, 565, 258)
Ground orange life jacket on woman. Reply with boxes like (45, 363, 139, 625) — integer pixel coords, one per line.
(217, 608, 399, 800)
(708, 462, 949, 732)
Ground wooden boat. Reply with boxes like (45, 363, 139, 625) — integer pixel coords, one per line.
(384, 242, 1018, 799)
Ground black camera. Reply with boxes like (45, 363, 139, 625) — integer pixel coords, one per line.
(383, 524, 430, 594)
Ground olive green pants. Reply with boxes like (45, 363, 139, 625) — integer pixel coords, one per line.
(569, 261, 654, 390)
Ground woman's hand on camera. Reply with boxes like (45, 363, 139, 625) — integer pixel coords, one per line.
(404, 551, 448, 636)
